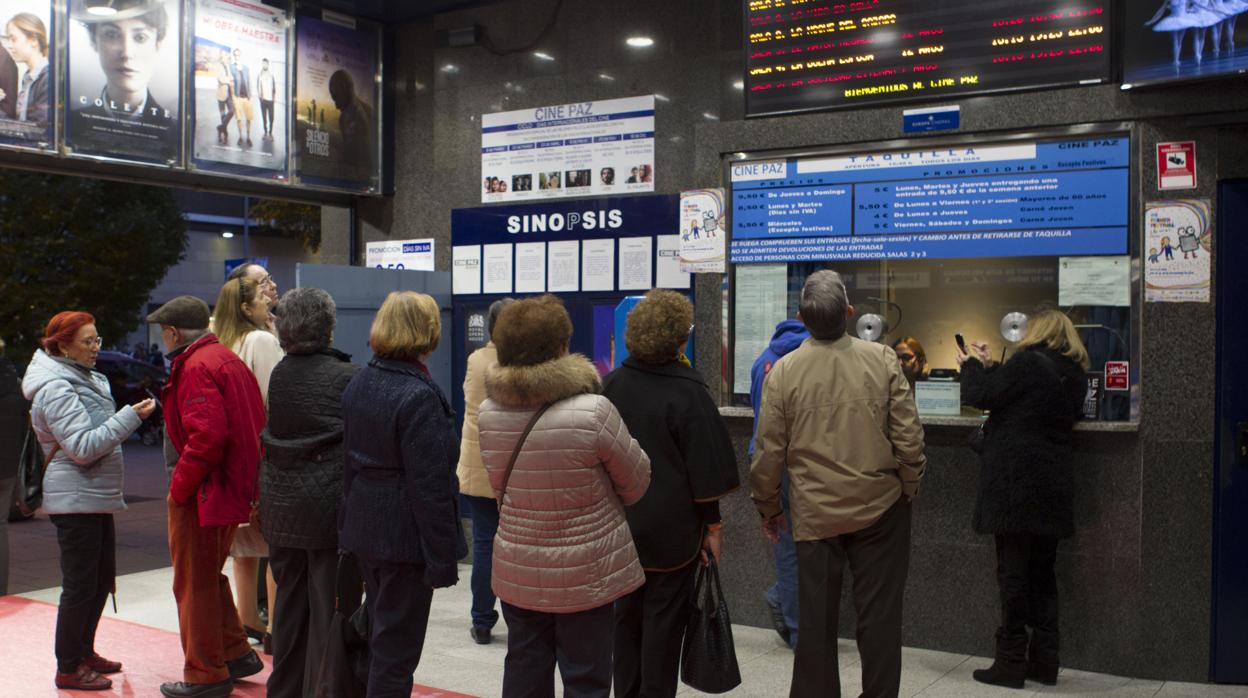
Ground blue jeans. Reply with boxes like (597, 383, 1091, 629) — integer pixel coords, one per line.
(766, 471, 799, 647)
(465, 495, 500, 630)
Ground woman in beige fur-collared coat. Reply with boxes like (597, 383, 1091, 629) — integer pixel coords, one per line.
(478, 294, 651, 698)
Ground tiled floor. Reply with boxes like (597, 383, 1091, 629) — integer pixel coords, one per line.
(15, 563, 1248, 698)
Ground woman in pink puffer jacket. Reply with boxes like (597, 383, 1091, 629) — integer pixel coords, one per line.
(479, 295, 651, 698)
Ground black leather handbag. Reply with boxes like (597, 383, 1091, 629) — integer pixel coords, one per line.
(679, 559, 742, 694)
(313, 553, 369, 698)
(13, 423, 54, 518)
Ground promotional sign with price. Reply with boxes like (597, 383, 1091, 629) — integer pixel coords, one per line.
(365, 239, 436, 271)
(729, 135, 1130, 264)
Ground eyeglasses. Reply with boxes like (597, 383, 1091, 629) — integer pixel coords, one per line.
(80, 337, 103, 348)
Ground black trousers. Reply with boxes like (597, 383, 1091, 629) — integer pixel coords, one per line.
(993, 533, 1060, 666)
(613, 562, 697, 698)
(792, 499, 911, 698)
(501, 600, 613, 698)
(49, 513, 115, 673)
(360, 557, 433, 698)
(260, 99, 275, 134)
(267, 546, 356, 698)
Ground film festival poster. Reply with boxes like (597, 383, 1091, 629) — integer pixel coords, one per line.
(293, 13, 379, 192)
(191, 0, 288, 178)
(65, 0, 182, 165)
(0, 0, 54, 149)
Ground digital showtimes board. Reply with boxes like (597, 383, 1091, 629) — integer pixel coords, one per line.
(729, 135, 1130, 263)
(745, 1, 1112, 117)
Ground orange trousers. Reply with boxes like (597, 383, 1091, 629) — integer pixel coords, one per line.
(167, 496, 251, 684)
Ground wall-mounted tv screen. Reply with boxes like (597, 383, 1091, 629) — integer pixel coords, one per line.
(1122, 1, 1248, 88)
(745, 1, 1112, 117)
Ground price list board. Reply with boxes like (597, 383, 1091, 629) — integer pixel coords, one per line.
(729, 135, 1129, 263)
(745, 0, 1111, 117)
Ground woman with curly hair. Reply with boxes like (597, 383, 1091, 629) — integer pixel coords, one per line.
(478, 294, 651, 697)
(602, 290, 739, 698)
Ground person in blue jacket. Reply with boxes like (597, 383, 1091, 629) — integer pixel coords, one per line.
(749, 318, 809, 649)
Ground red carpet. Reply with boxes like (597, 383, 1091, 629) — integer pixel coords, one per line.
(0, 596, 475, 697)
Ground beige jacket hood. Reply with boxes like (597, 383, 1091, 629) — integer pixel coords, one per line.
(479, 353, 650, 613)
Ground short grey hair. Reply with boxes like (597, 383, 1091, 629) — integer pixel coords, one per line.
(275, 288, 336, 354)
(487, 297, 516, 338)
(799, 270, 850, 340)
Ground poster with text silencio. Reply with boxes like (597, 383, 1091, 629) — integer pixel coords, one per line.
(191, 0, 288, 179)
(0, 0, 55, 150)
(293, 12, 379, 192)
(65, 0, 183, 165)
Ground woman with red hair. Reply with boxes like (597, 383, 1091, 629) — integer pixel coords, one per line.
(21, 311, 156, 691)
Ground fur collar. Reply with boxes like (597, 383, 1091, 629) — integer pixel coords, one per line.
(485, 353, 602, 408)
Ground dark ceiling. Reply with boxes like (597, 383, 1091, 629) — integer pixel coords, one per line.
(315, 0, 509, 23)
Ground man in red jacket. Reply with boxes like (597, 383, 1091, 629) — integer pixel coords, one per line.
(147, 297, 266, 698)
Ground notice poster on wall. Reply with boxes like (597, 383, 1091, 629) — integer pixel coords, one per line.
(65, 0, 183, 164)
(679, 188, 726, 273)
(294, 12, 379, 192)
(0, 0, 54, 150)
(191, 0, 288, 178)
(548, 240, 579, 292)
(365, 238, 434, 271)
(1144, 200, 1212, 303)
(515, 242, 546, 293)
(481, 95, 655, 203)
(452, 245, 481, 295)
(733, 263, 789, 395)
(730, 135, 1131, 264)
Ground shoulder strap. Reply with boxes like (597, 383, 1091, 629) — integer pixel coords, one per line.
(497, 403, 553, 508)
(28, 413, 60, 472)
(1031, 350, 1066, 384)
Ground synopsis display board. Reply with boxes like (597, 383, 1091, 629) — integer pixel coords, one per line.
(729, 135, 1130, 263)
(1123, 1, 1248, 88)
(745, 1, 1111, 117)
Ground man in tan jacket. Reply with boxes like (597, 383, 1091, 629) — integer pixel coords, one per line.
(750, 270, 926, 698)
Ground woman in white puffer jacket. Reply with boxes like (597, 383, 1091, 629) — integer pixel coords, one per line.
(23, 311, 154, 691)
(479, 294, 651, 698)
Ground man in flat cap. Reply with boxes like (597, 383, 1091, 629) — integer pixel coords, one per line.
(149, 296, 266, 698)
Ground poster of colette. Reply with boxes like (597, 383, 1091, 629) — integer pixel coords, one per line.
(65, 0, 183, 165)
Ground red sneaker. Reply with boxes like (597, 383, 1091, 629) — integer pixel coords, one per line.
(84, 653, 123, 674)
(54, 664, 112, 690)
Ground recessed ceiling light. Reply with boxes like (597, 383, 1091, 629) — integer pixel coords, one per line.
(599, 73, 615, 81)
(221, 231, 235, 239)
(533, 51, 555, 61)
(702, 112, 719, 121)
(732, 80, 744, 90)
(654, 93, 670, 102)
(440, 64, 458, 73)
(626, 36, 654, 48)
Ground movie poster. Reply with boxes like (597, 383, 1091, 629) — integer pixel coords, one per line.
(293, 13, 379, 192)
(0, 0, 53, 149)
(65, 0, 182, 165)
(191, 0, 288, 178)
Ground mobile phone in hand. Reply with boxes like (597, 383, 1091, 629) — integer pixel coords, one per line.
(955, 334, 967, 352)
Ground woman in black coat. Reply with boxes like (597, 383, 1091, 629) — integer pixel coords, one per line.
(340, 291, 465, 698)
(957, 310, 1089, 690)
(602, 290, 739, 698)
(258, 289, 361, 698)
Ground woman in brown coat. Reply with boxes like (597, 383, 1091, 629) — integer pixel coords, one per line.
(479, 295, 651, 698)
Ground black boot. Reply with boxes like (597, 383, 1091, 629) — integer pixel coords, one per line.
(973, 660, 1027, 689)
(1027, 627, 1060, 685)
(974, 627, 1028, 689)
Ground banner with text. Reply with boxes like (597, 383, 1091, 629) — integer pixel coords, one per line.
(481, 95, 655, 203)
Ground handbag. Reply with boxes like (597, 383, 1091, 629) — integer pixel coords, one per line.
(14, 421, 59, 517)
(679, 559, 742, 694)
(312, 553, 369, 698)
(496, 403, 553, 508)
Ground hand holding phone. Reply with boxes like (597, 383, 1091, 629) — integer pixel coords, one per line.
(955, 334, 967, 352)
